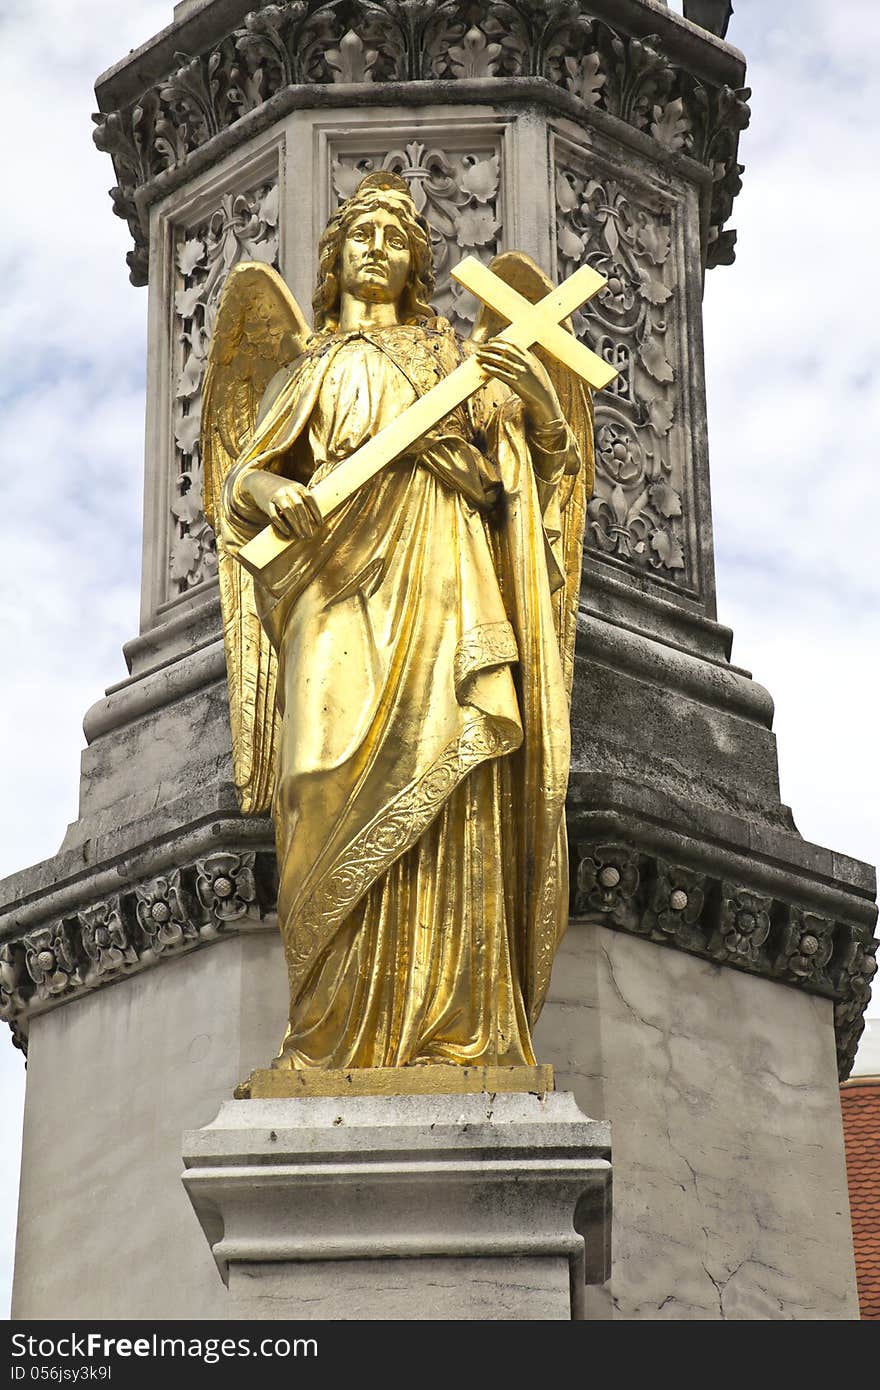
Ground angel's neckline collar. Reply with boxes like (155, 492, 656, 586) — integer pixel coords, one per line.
(340, 324, 411, 343)
(318, 321, 450, 347)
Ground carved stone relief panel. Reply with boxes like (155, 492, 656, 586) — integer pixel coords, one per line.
(553, 132, 699, 599)
(168, 177, 279, 599)
(328, 125, 506, 334)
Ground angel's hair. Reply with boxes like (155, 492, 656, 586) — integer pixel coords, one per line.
(312, 171, 435, 331)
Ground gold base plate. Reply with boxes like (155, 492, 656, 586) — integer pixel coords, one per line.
(236, 1063, 555, 1099)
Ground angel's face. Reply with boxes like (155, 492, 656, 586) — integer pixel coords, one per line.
(339, 208, 411, 307)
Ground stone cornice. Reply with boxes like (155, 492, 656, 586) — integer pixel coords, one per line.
(97, 0, 745, 105)
(2, 819, 875, 1081)
(92, 0, 750, 285)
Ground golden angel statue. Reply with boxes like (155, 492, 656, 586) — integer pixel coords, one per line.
(201, 171, 594, 1076)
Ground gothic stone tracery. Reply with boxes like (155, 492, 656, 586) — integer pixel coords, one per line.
(555, 158, 691, 588)
(170, 180, 279, 596)
(332, 137, 503, 333)
(93, 1, 750, 286)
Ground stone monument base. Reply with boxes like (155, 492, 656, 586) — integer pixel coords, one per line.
(182, 1091, 611, 1321)
(237, 1062, 555, 1098)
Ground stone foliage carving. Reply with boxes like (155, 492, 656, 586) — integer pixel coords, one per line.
(556, 162, 689, 587)
(641, 859, 706, 951)
(170, 180, 279, 597)
(712, 883, 772, 966)
(774, 906, 834, 989)
(570, 840, 877, 1080)
(834, 933, 878, 1080)
(332, 139, 502, 332)
(92, 1, 749, 284)
(0, 943, 29, 1053)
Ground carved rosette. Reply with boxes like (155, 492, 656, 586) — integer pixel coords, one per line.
(134, 871, 198, 955)
(170, 181, 279, 597)
(573, 843, 640, 929)
(195, 852, 259, 930)
(641, 860, 707, 951)
(712, 884, 773, 965)
(93, 2, 749, 285)
(774, 906, 834, 989)
(23, 924, 81, 1002)
(555, 162, 689, 588)
(332, 139, 502, 332)
(80, 899, 138, 981)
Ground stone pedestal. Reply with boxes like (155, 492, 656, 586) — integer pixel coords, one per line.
(182, 1092, 611, 1321)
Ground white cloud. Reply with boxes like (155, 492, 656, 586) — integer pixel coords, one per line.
(0, 0, 876, 1316)
(703, 2, 880, 895)
(0, 0, 169, 1320)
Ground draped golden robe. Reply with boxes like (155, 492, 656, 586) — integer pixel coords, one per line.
(220, 319, 579, 1069)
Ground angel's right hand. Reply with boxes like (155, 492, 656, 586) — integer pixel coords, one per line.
(266, 481, 322, 540)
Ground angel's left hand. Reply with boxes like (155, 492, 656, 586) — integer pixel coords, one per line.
(475, 341, 562, 428)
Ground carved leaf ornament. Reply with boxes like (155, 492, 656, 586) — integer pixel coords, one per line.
(333, 140, 502, 331)
(93, 2, 749, 285)
(555, 167, 686, 581)
(170, 181, 279, 595)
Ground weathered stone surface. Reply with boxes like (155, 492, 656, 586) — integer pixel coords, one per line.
(534, 922, 861, 1320)
(11, 932, 288, 1321)
(228, 1256, 572, 1321)
(71, 644, 232, 843)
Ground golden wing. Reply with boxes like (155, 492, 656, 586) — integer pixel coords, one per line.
(201, 262, 311, 814)
(471, 251, 595, 703)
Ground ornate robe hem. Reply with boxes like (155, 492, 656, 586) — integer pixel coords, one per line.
(282, 710, 522, 1003)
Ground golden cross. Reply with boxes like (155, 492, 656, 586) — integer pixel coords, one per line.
(237, 255, 615, 581)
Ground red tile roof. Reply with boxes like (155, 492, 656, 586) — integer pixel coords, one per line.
(841, 1076, 880, 1320)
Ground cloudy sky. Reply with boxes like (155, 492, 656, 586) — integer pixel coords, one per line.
(0, 0, 877, 1318)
